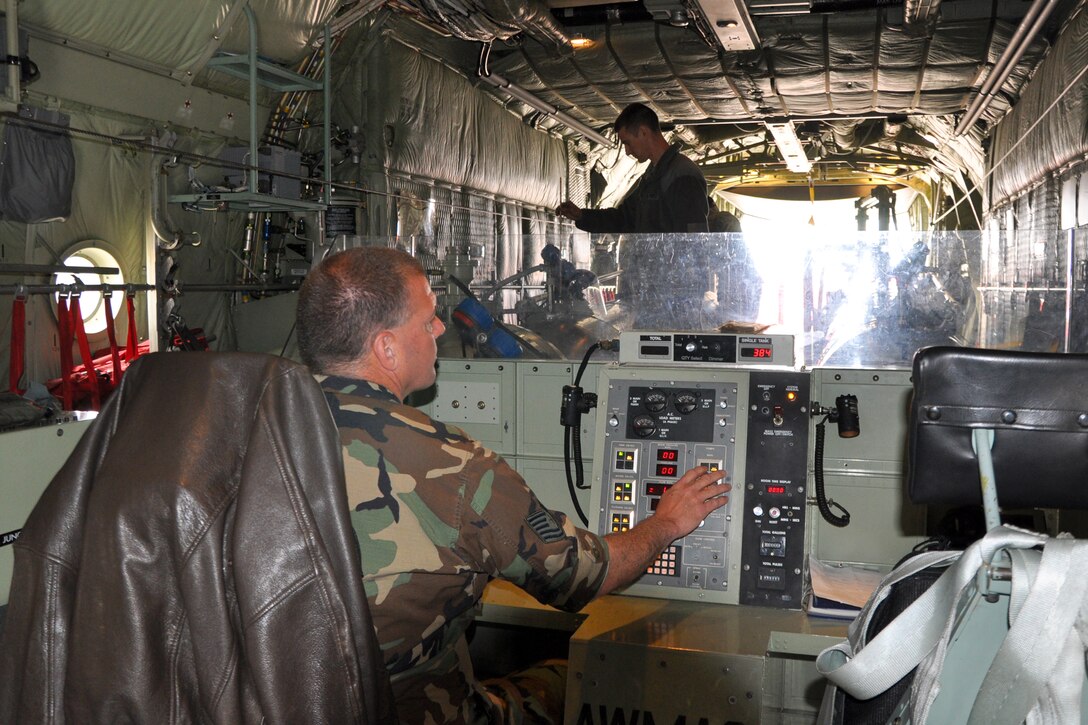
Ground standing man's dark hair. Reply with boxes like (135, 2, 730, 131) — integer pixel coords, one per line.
(296, 247, 426, 375)
(614, 102, 661, 135)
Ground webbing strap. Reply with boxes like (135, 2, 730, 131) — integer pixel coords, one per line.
(125, 291, 139, 361)
(69, 296, 101, 410)
(9, 295, 25, 393)
(968, 539, 1088, 724)
(816, 526, 1048, 701)
(103, 293, 122, 385)
(57, 296, 74, 410)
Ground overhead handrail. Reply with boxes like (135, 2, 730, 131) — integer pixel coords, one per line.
(954, 0, 1060, 135)
(0, 281, 299, 295)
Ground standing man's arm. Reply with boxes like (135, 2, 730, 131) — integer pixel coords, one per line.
(556, 201, 583, 222)
(557, 199, 632, 234)
(596, 466, 729, 597)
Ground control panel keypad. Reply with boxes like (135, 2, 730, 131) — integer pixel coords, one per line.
(647, 544, 680, 576)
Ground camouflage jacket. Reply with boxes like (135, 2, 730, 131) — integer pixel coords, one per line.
(319, 376, 610, 724)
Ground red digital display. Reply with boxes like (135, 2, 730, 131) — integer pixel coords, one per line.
(765, 484, 787, 495)
(655, 463, 679, 477)
(741, 346, 773, 358)
(657, 448, 679, 462)
(645, 482, 673, 496)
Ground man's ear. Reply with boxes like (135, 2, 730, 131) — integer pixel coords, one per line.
(372, 330, 398, 372)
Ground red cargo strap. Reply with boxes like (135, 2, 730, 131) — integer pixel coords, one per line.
(8, 290, 26, 394)
(69, 294, 102, 410)
(57, 295, 74, 410)
(125, 288, 140, 361)
(102, 290, 122, 385)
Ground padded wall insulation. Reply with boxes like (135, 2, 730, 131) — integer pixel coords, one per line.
(340, 33, 566, 210)
(18, 0, 340, 76)
(989, 7, 1088, 206)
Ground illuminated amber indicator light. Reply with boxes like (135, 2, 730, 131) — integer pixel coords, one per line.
(611, 513, 631, 532)
(786, 391, 797, 402)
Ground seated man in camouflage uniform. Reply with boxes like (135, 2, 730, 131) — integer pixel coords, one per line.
(295, 247, 730, 724)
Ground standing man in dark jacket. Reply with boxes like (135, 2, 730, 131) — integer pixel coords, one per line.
(557, 103, 711, 329)
(556, 103, 709, 234)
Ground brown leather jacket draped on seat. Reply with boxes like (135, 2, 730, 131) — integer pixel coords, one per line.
(0, 352, 396, 724)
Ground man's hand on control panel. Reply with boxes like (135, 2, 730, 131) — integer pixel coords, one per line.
(597, 466, 730, 597)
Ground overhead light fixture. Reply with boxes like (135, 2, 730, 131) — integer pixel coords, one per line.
(765, 121, 812, 173)
(570, 34, 594, 49)
(693, 0, 761, 51)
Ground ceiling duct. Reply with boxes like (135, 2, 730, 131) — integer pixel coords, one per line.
(808, 0, 901, 12)
(549, 3, 654, 27)
(826, 119, 863, 152)
(326, 0, 387, 40)
(478, 70, 614, 147)
(902, 0, 942, 35)
(766, 120, 812, 172)
(482, 0, 575, 51)
(408, 0, 575, 49)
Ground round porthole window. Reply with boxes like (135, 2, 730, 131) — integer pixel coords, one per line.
(53, 244, 125, 335)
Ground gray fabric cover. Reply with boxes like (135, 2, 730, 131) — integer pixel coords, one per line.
(0, 107, 75, 223)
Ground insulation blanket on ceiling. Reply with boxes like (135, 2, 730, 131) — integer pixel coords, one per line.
(493, 22, 750, 121)
(491, 12, 1010, 123)
(369, 38, 565, 208)
(989, 8, 1088, 204)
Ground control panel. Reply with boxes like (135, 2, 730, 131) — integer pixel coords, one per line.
(738, 370, 810, 608)
(590, 365, 809, 607)
(619, 331, 795, 367)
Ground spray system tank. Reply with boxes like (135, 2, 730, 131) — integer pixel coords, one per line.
(450, 296, 524, 358)
(449, 243, 599, 359)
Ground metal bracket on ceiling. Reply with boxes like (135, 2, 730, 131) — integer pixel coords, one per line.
(692, 0, 761, 51)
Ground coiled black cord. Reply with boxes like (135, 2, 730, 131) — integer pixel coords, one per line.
(814, 417, 851, 527)
(562, 341, 602, 526)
